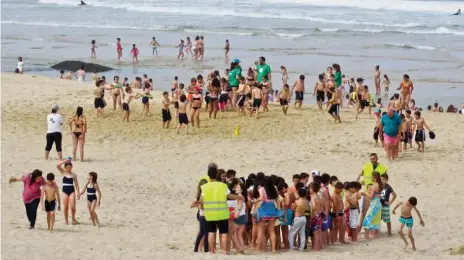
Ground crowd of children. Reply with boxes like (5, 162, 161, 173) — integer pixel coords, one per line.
(191, 168, 425, 254)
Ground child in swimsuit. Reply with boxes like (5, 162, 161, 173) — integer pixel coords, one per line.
(57, 159, 80, 225)
(40, 173, 61, 232)
(141, 82, 153, 117)
(131, 44, 139, 64)
(392, 197, 425, 251)
(116, 38, 123, 61)
(79, 172, 101, 227)
(176, 39, 185, 59)
(90, 40, 96, 58)
(176, 95, 189, 134)
(161, 91, 172, 128)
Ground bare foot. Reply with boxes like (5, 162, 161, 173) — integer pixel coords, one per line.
(403, 242, 409, 250)
(72, 220, 80, 225)
(412, 247, 416, 251)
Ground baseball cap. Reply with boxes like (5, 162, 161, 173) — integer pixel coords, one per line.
(311, 170, 321, 176)
(51, 104, 59, 111)
(233, 58, 241, 63)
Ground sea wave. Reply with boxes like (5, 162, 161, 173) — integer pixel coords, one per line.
(3, 20, 463, 37)
(384, 44, 436, 50)
(266, 0, 463, 14)
(35, 0, 449, 29)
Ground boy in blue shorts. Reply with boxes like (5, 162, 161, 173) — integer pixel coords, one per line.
(380, 174, 397, 235)
(392, 197, 425, 250)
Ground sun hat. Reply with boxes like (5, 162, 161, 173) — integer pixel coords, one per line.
(233, 58, 241, 63)
(311, 170, 321, 176)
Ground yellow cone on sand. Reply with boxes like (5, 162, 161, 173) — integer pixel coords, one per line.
(234, 125, 240, 136)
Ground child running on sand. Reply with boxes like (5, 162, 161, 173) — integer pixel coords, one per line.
(131, 44, 139, 64)
(327, 86, 342, 123)
(392, 197, 425, 250)
(162, 91, 172, 128)
(40, 173, 61, 232)
(122, 87, 141, 122)
(279, 84, 290, 115)
(176, 39, 185, 59)
(90, 40, 96, 58)
(356, 85, 372, 119)
(80, 172, 101, 227)
(413, 111, 433, 153)
(250, 85, 263, 119)
(177, 95, 189, 134)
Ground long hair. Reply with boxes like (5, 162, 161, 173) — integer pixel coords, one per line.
(89, 172, 98, 184)
(76, 106, 83, 118)
(263, 176, 278, 200)
(372, 171, 383, 192)
(196, 179, 208, 201)
(30, 169, 43, 186)
(252, 172, 265, 199)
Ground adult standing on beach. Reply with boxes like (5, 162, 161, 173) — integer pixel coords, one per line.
(256, 57, 271, 83)
(379, 108, 402, 162)
(356, 153, 387, 191)
(45, 104, 63, 161)
(398, 74, 414, 110)
(69, 106, 87, 162)
(75, 65, 85, 82)
(9, 170, 45, 229)
(199, 163, 241, 254)
(375, 65, 381, 96)
(228, 59, 242, 108)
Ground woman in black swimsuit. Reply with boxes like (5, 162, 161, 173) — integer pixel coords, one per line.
(68, 106, 86, 162)
(190, 88, 203, 128)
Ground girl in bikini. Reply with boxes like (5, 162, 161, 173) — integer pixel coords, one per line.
(69, 106, 87, 162)
(190, 88, 203, 128)
(111, 76, 123, 111)
(246, 68, 255, 85)
(398, 74, 413, 110)
(79, 172, 102, 227)
(261, 76, 271, 112)
(56, 159, 80, 225)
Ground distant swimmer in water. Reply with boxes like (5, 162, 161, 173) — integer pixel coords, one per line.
(453, 9, 461, 15)
(79, 1, 86, 5)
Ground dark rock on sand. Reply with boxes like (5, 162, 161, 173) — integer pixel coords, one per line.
(51, 60, 113, 72)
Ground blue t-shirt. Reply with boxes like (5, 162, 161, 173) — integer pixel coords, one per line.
(381, 113, 402, 137)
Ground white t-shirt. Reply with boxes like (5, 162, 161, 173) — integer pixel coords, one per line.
(17, 61, 24, 72)
(47, 113, 63, 133)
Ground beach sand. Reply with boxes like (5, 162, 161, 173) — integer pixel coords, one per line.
(1, 73, 463, 259)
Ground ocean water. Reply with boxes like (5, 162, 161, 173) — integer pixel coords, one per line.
(1, 0, 464, 106)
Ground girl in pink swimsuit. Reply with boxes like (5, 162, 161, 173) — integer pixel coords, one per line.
(131, 44, 139, 64)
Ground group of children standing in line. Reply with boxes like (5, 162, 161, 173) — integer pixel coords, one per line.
(193, 169, 425, 254)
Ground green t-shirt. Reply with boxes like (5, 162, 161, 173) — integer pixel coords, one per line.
(256, 64, 271, 83)
(228, 66, 242, 86)
(334, 71, 342, 87)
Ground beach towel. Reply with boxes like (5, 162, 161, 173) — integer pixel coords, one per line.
(362, 197, 382, 230)
(254, 201, 283, 222)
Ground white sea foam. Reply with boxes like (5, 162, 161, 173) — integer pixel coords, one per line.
(266, 0, 463, 13)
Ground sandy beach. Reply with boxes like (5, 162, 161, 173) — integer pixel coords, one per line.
(1, 73, 464, 260)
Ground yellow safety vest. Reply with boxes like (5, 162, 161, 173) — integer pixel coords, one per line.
(362, 163, 387, 189)
(201, 182, 229, 221)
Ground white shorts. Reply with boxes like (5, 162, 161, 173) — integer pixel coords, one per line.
(349, 208, 360, 228)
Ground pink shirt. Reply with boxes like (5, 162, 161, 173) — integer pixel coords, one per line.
(21, 173, 45, 204)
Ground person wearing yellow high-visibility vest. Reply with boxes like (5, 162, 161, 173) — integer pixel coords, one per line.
(356, 153, 387, 191)
(198, 163, 241, 254)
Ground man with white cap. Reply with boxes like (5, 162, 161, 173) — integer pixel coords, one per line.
(45, 104, 63, 160)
